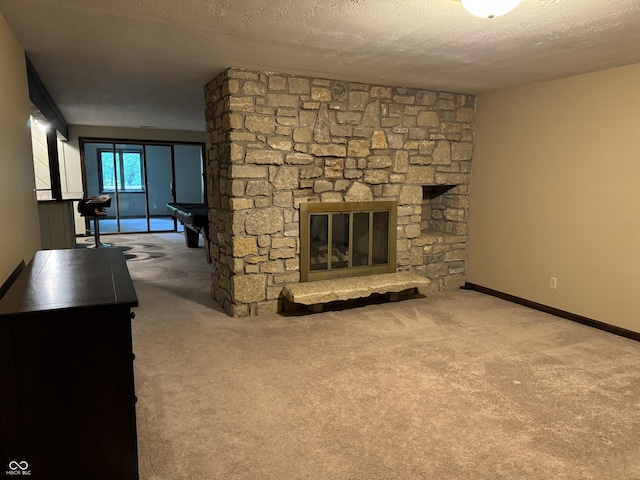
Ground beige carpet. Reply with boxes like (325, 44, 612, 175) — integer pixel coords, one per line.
(101, 233, 640, 480)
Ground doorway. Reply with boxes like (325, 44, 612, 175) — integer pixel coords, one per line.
(80, 139, 205, 234)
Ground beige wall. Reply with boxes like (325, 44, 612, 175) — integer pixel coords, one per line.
(468, 63, 640, 333)
(0, 12, 41, 283)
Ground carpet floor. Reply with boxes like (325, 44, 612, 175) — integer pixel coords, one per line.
(105, 233, 640, 480)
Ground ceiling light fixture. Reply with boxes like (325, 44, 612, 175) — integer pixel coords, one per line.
(461, 0, 522, 18)
(30, 116, 49, 132)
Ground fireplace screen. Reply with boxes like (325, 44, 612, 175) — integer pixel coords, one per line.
(300, 201, 397, 282)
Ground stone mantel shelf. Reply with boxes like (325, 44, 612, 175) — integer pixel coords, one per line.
(414, 232, 468, 246)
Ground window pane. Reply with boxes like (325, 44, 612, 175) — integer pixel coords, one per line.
(101, 152, 115, 190)
(116, 157, 122, 189)
(331, 213, 350, 269)
(122, 152, 142, 190)
(352, 212, 370, 267)
(372, 211, 389, 265)
(309, 214, 328, 271)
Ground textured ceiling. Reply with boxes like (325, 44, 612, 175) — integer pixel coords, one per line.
(1, 0, 639, 132)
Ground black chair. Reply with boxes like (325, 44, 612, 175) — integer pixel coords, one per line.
(78, 195, 112, 248)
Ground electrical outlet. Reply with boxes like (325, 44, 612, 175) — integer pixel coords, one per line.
(550, 277, 557, 290)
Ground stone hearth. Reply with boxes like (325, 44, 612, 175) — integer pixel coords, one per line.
(205, 68, 474, 317)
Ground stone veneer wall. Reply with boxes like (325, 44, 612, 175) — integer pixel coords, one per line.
(204, 68, 474, 317)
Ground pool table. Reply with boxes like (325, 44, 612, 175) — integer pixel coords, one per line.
(166, 202, 211, 263)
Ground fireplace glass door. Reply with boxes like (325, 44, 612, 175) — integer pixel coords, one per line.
(301, 201, 397, 282)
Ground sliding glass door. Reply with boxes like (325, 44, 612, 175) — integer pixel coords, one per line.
(173, 144, 204, 232)
(110, 143, 147, 233)
(145, 145, 173, 232)
(81, 139, 204, 234)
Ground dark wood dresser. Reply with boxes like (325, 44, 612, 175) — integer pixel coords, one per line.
(0, 248, 139, 480)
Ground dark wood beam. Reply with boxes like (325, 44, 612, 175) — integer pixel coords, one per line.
(46, 128, 63, 200)
(25, 54, 69, 140)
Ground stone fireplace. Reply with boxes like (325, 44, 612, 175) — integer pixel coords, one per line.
(204, 68, 474, 317)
